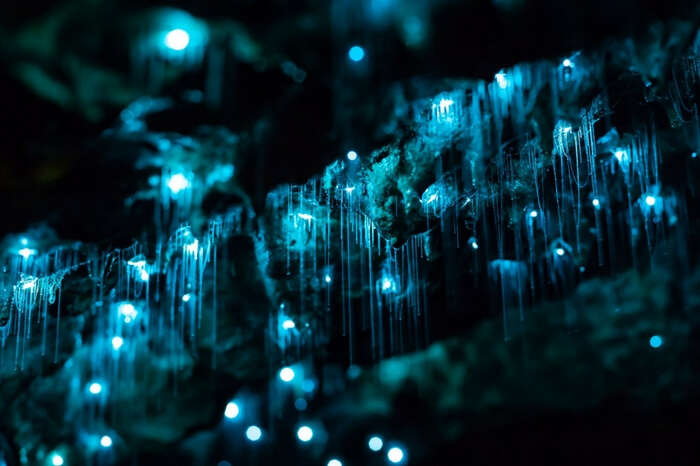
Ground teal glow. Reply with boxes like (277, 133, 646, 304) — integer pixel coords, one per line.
(348, 46, 365, 62)
(111, 336, 124, 351)
(167, 173, 190, 194)
(279, 366, 295, 382)
(645, 195, 656, 207)
(347, 150, 358, 161)
(649, 335, 663, 348)
(387, 447, 405, 463)
(164, 29, 190, 51)
(88, 382, 103, 395)
(224, 401, 239, 419)
(297, 425, 313, 442)
(327, 459, 342, 466)
(368, 436, 383, 451)
(282, 319, 295, 330)
(246, 425, 262, 442)
(51, 454, 64, 466)
(100, 435, 113, 448)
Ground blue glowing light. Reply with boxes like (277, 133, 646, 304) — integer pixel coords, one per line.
(100, 435, 113, 448)
(649, 335, 663, 348)
(692, 152, 697, 159)
(468, 237, 479, 250)
(368, 436, 383, 451)
(164, 28, 190, 51)
(139, 269, 150, 282)
(88, 382, 102, 395)
(279, 366, 295, 382)
(529, 210, 538, 218)
(555, 248, 565, 256)
(182, 293, 192, 302)
(387, 447, 405, 463)
(246, 425, 262, 442)
(645, 195, 656, 207)
(328, 459, 343, 466)
(167, 173, 190, 194)
(302, 379, 316, 393)
(20, 237, 28, 246)
(347, 150, 358, 161)
(348, 46, 365, 62)
(297, 425, 313, 442)
(224, 401, 239, 419)
(562, 58, 573, 68)
(592, 198, 600, 208)
(294, 398, 307, 411)
(282, 319, 295, 330)
(117, 302, 138, 324)
(18, 248, 37, 259)
(495, 72, 508, 89)
(324, 274, 332, 283)
(51, 454, 64, 466)
(111, 336, 124, 351)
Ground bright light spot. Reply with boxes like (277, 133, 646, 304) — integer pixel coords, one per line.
(88, 382, 102, 395)
(649, 335, 663, 348)
(182, 293, 191, 302)
(297, 425, 313, 442)
(297, 213, 313, 221)
(282, 319, 295, 330)
(51, 454, 64, 466)
(645, 195, 656, 206)
(184, 238, 199, 255)
(100, 435, 112, 448)
(368, 436, 383, 451)
(224, 401, 240, 419)
(438, 98, 454, 113)
(328, 459, 343, 466)
(592, 198, 600, 207)
(18, 248, 37, 259)
(344, 186, 356, 194)
(139, 268, 149, 282)
(118, 302, 138, 323)
(279, 367, 295, 382)
(167, 173, 190, 194)
(470, 239, 479, 250)
(425, 193, 438, 204)
(164, 29, 190, 51)
(127, 258, 146, 268)
(387, 447, 405, 463)
(529, 210, 538, 218)
(561, 125, 572, 134)
(22, 278, 37, 290)
(111, 336, 124, 351)
(347, 150, 358, 161)
(246, 425, 262, 442)
(324, 274, 332, 283)
(382, 278, 393, 291)
(692, 152, 697, 159)
(614, 149, 628, 164)
(302, 379, 316, 393)
(562, 58, 573, 67)
(495, 72, 508, 89)
(20, 237, 28, 246)
(348, 45, 365, 62)
(555, 248, 565, 256)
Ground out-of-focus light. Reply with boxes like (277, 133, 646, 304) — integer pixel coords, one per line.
(344, 186, 355, 194)
(118, 302, 138, 323)
(139, 269, 149, 282)
(100, 435, 113, 448)
(18, 248, 37, 259)
(327, 459, 343, 466)
(297, 213, 313, 221)
(51, 454, 64, 466)
(555, 248, 565, 256)
(182, 293, 191, 302)
(495, 72, 508, 89)
(302, 379, 316, 393)
(368, 436, 383, 451)
(614, 149, 628, 164)
(279, 367, 295, 382)
(347, 150, 358, 161)
(348, 46, 365, 62)
(645, 195, 656, 207)
(282, 319, 295, 330)
(529, 210, 538, 218)
(20, 237, 28, 246)
(246, 425, 262, 442)
(592, 198, 600, 207)
(224, 401, 239, 419)
(111, 336, 124, 351)
(562, 58, 573, 68)
(88, 382, 102, 395)
(324, 274, 332, 283)
(381, 278, 393, 291)
(649, 335, 663, 348)
(294, 398, 308, 411)
(297, 425, 313, 442)
(164, 28, 190, 51)
(692, 152, 697, 159)
(387, 447, 405, 463)
(167, 173, 190, 194)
